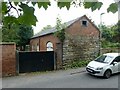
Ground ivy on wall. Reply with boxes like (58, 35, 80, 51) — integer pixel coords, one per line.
(55, 29, 65, 43)
(54, 17, 66, 43)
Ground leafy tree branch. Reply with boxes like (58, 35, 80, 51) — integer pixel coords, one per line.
(7, 0, 20, 17)
(2, 1, 118, 27)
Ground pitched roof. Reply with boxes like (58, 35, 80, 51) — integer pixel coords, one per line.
(31, 15, 99, 39)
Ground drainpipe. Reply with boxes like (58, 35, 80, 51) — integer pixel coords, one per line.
(114, 0, 120, 20)
(99, 13, 105, 55)
(39, 37, 40, 51)
(118, 1, 120, 20)
(118, 1, 120, 53)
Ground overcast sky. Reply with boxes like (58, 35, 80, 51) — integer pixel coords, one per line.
(32, 0, 118, 34)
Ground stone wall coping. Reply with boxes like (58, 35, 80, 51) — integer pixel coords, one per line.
(0, 42, 15, 45)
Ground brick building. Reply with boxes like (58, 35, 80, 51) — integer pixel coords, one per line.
(30, 15, 100, 69)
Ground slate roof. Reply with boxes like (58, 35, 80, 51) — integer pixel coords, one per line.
(31, 15, 99, 39)
(31, 16, 81, 39)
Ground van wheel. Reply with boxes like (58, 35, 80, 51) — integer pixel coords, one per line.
(104, 70, 111, 79)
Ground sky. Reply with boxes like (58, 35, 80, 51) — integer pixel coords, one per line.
(32, 0, 118, 34)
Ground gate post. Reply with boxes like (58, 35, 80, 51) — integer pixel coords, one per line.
(16, 50, 19, 75)
(56, 43, 63, 70)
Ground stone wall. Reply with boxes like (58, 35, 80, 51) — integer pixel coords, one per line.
(101, 48, 119, 54)
(63, 36, 100, 68)
(0, 43, 16, 77)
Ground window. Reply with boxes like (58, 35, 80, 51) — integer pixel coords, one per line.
(46, 41, 53, 51)
(82, 20, 88, 27)
(94, 55, 114, 64)
(32, 45, 34, 51)
(37, 44, 39, 51)
(114, 56, 120, 62)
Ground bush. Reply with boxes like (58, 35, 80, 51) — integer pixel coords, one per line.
(66, 60, 90, 69)
(101, 39, 119, 48)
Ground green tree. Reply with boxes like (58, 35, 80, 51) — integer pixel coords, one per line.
(112, 21, 120, 43)
(2, 22, 19, 43)
(100, 25, 113, 42)
(0, 27, 2, 42)
(17, 24, 33, 51)
(41, 25, 52, 31)
(2, 23, 33, 51)
(99, 22, 119, 48)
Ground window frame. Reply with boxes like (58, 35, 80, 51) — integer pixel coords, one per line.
(81, 20, 88, 27)
(37, 44, 39, 51)
(46, 41, 53, 51)
(113, 56, 120, 62)
(110, 56, 120, 65)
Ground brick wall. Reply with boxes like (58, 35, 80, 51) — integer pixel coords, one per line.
(30, 38, 39, 51)
(65, 16, 99, 37)
(0, 43, 16, 77)
(30, 34, 60, 51)
(40, 34, 60, 51)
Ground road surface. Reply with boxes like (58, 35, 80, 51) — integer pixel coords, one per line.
(2, 67, 119, 88)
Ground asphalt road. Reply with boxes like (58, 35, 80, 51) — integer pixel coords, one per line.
(2, 67, 120, 88)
